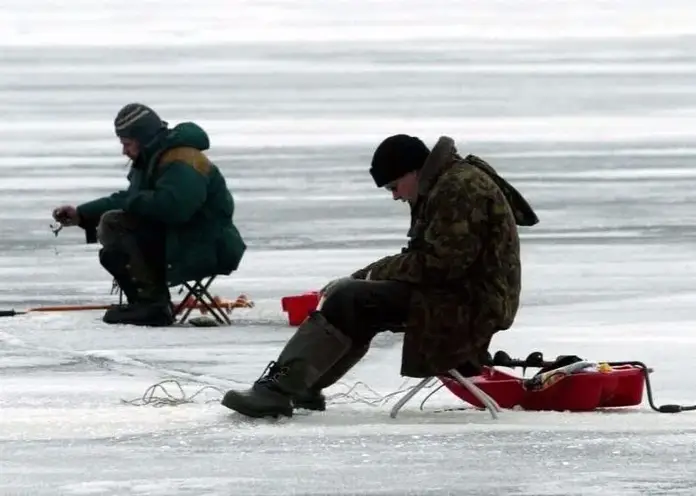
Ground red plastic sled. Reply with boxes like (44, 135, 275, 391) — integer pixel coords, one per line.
(439, 364, 645, 412)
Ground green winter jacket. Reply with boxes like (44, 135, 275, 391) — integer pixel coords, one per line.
(77, 122, 246, 286)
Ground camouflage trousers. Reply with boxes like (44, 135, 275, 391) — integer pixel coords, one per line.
(319, 279, 411, 346)
(97, 209, 168, 303)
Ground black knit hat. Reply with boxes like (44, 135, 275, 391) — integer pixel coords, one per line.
(369, 134, 431, 187)
(114, 103, 166, 145)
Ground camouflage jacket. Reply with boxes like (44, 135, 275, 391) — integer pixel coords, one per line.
(353, 136, 538, 377)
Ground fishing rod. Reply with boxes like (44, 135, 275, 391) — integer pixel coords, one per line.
(0, 295, 253, 318)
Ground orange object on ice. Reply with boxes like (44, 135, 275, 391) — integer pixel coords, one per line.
(178, 293, 254, 314)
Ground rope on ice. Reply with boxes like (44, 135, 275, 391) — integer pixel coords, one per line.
(120, 377, 439, 409)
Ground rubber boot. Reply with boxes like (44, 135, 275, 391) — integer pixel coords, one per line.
(100, 248, 174, 327)
(220, 311, 352, 418)
(102, 294, 174, 326)
(292, 343, 369, 411)
(102, 274, 173, 326)
(99, 248, 141, 304)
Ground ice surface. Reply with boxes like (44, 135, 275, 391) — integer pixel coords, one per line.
(2, 0, 696, 494)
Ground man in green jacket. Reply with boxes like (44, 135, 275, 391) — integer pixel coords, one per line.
(52, 103, 247, 326)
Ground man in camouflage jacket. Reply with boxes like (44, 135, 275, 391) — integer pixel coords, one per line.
(221, 134, 538, 419)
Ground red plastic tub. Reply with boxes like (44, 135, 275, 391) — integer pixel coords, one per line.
(281, 291, 320, 326)
(439, 364, 645, 412)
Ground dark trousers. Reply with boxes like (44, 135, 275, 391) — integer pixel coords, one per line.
(96, 209, 168, 303)
(319, 279, 412, 346)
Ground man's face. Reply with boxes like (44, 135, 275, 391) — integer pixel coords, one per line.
(385, 171, 418, 203)
(120, 137, 140, 160)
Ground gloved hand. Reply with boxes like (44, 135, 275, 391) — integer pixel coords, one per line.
(52, 205, 80, 226)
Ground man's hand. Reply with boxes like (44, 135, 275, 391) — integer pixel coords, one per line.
(52, 205, 80, 226)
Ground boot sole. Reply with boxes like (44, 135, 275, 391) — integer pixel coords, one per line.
(102, 315, 174, 326)
(221, 396, 293, 419)
(293, 400, 326, 411)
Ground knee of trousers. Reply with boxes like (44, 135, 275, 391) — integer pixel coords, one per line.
(98, 246, 128, 272)
(319, 280, 366, 330)
(96, 209, 130, 246)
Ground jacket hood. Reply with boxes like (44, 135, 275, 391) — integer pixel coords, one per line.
(162, 122, 210, 151)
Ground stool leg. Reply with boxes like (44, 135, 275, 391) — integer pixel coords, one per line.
(448, 369, 501, 420)
(174, 282, 196, 324)
(389, 377, 436, 419)
(174, 278, 233, 326)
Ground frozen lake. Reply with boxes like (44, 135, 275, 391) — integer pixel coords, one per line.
(2, 0, 696, 494)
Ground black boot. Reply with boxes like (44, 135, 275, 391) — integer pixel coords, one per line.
(99, 248, 174, 327)
(292, 343, 369, 411)
(99, 248, 141, 304)
(102, 298, 174, 326)
(102, 279, 173, 326)
(221, 311, 352, 418)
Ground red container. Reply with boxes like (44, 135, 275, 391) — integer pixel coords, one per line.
(440, 368, 527, 409)
(598, 365, 646, 407)
(281, 291, 320, 326)
(439, 364, 645, 412)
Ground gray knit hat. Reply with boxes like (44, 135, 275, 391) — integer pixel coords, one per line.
(114, 103, 166, 144)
